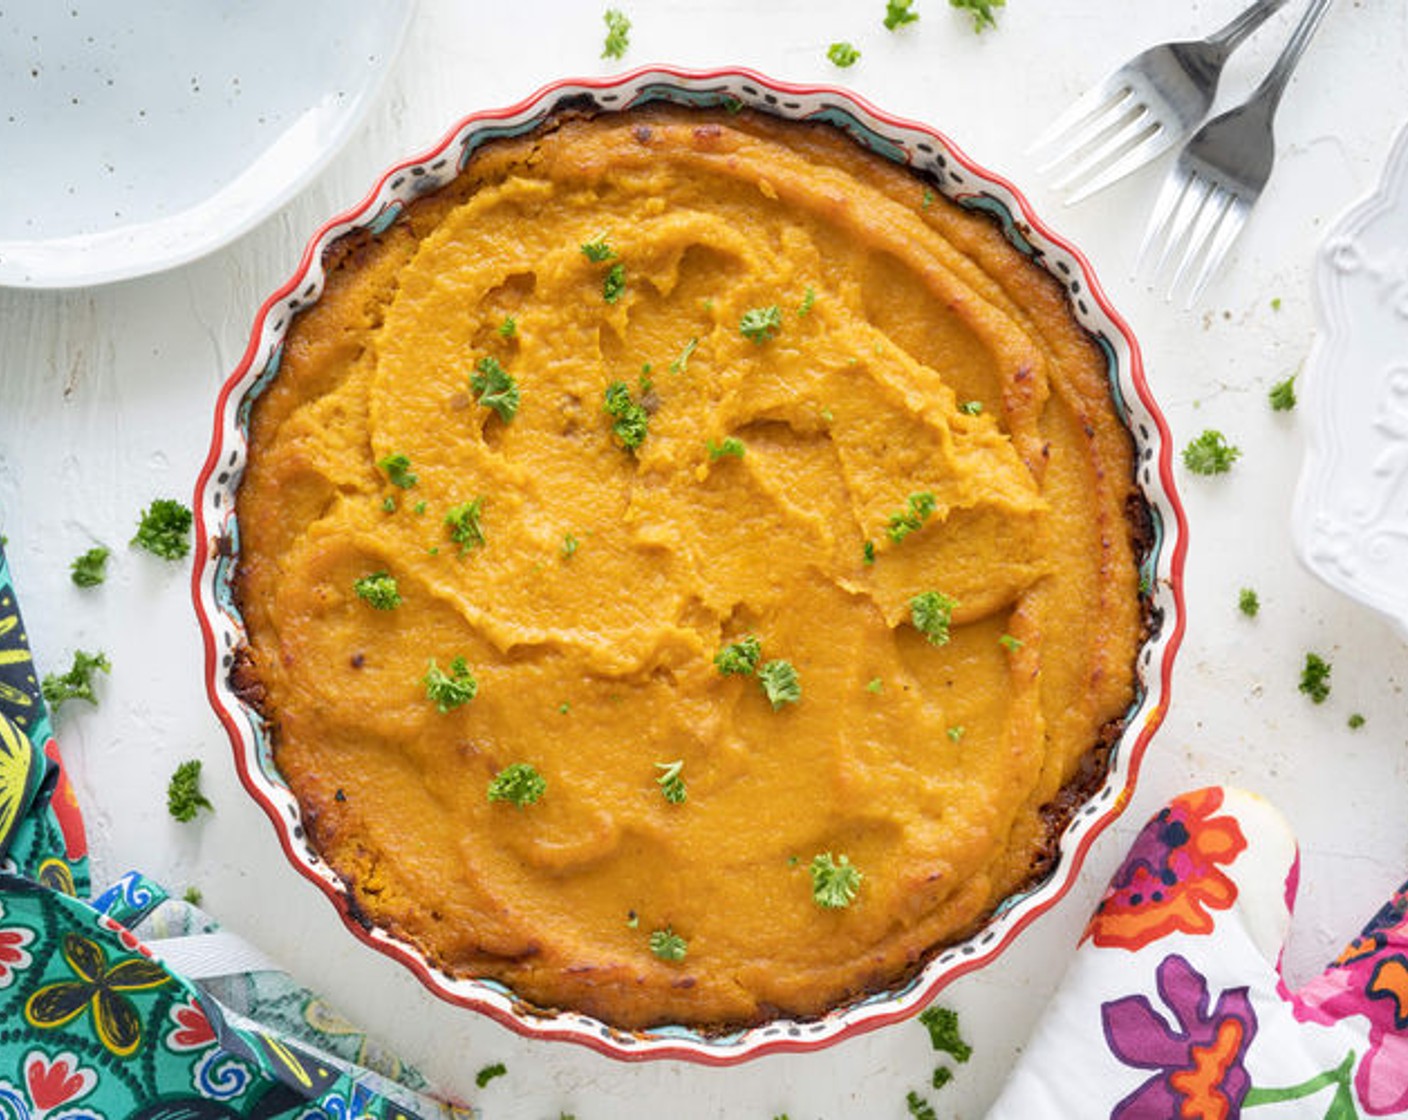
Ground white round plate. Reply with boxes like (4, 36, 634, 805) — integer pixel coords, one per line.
(1294, 120, 1408, 640)
(0, 0, 415, 289)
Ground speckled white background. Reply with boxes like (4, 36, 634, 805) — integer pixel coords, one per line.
(2, 1, 1407, 1116)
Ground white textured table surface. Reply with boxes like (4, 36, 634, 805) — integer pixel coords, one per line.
(3, 2, 1408, 1116)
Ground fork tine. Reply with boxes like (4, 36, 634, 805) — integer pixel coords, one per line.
(1136, 166, 1190, 271)
(1168, 186, 1233, 301)
(1029, 78, 1132, 157)
(1035, 89, 1136, 174)
(1145, 170, 1211, 279)
(1182, 200, 1249, 307)
(1063, 120, 1178, 205)
(1047, 104, 1155, 192)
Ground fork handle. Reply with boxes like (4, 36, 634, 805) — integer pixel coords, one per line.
(1253, 0, 1334, 114)
(1206, 0, 1292, 54)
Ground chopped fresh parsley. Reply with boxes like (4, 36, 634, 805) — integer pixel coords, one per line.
(353, 571, 401, 610)
(708, 437, 746, 460)
(381, 496, 397, 513)
(561, 533, 579, 559)
(999, 633, 1024, 652)
(70, 546, 109, 588)
(932, 1068, 954, 1090)
(649, 927, 688, 962)
(655, 759, 687, 804)
(378, 452, 418, 489)
(1238, 587, 1260, 617)
(41, 649, 110, 710)
(919, 1005, 973, 1061)
(758, 659, 801, 709)
(603, 261, 627, 304)
(132, 498, 193, 560)
(487, 762, 546, 807)
(669, 337, 699, 374)
(910, 591, 958, 647)
(867, 677, 884, 694)
(602, 8, 631, 59)
(1349, 712, 1366, 730)
(183, 887, 204, 906)
(887, 491, 937, 543)
(415, 500, 427, 515)
(1300, 652, 1331, 704)
(948, 726, 965, 743)
(810, 852, 861, 909)
(863, 539, 876, 565)
(922, 187, 936, 210)
(739, 304, 783, 344)
(1182, 429, 1240, 475)
(471, 356, 520, 422)
(798, 286, 817, 317)
(1271, 297, 1283, 311)
(475, 1062, 507, 1089)
(885, 0, 920, 29)
(167, 759, 214, 823)
(444, 498, 486, 554)
(958, 400, 983, 416)
(498, 315, 517, 338)
(626, 909, 639, 928)
(603, 380, 650, 452)
(950, 0, 1005, 32)
(580, 237, 616, 262)
(827, 41, 861, 67)
(423, 657, 478, 712)
(906, 1091, 939, 1120)
(1269, 374, 1297, 411)
(715, 635, 762, 676)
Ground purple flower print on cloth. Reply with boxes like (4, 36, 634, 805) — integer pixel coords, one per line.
(1288, 883, 1408, 1116)
(1104, 953, 1257, 1120)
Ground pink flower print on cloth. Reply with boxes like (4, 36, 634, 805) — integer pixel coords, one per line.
(1289, 883, 1408, 1116)
(1103, 952, 1256, 1120)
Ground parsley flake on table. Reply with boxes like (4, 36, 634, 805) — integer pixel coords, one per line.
(487, 762, 546, 807)
(70, 545, 109, 588)
(932, 1068, 954, 1091)
(649, 927, 688, 962)
(708, 437, 745, 460)
(910, 590, 958, 647)
(827, 41, 861, 68)
(132, 498, 193, 560)
(655, 759, 687, 804)
(715, 635, 762, 676)
(603, 261, 627, 304)
(167, 759, 213, 823)
(669, 337, 699, 374)
(739, 304, 784, 343)
(906, 1090, 939, 1120)
(377, 452, 418, 489)
(1238, 587, 1260, 617)
(41, 649, 110, 710)
(885, 0, 920, 29)
(950, 0, 1005, 32)
(580, 237, 616, 262)
(1300, 652, 1331, 704)
(809, 852, 861, 909)
(1349, 712, 1366, 730)
(353, 571, 401, 610)
(601, 8, 631, 59)
(444, 498, 486, 554)
(1182, 429, 1241, 475)
(919, 1005, 973, 1061)
(471, 356, 520, 422)
(423, 657, 478, 713)
(603, 380, 650, 453)
(183, 886, 203, 906)
(758, 659, 801, 709)
(887, 491, 937, 543)
(475, 1062, 507, 1089)
(1269, 374, 1297, 411)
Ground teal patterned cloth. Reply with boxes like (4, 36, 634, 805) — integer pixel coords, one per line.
(0, 541, 468, 1120)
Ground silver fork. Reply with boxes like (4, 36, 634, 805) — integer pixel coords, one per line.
(1032, 0, 1289, 205)
(1140, 0, 1333, 306)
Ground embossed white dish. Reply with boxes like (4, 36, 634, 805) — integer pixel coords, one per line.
(0, 0, 414, 288)
(1293, 121, 1408, 638)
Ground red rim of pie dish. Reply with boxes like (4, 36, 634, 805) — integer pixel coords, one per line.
(192, 65, 1189, 1065)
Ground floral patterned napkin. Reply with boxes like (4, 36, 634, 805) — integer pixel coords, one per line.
(0, 540, 470, 1119)
(988, 786, 1408, 1119)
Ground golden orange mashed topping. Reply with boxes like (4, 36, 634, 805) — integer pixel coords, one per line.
(234, 106, 1145, 1030)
